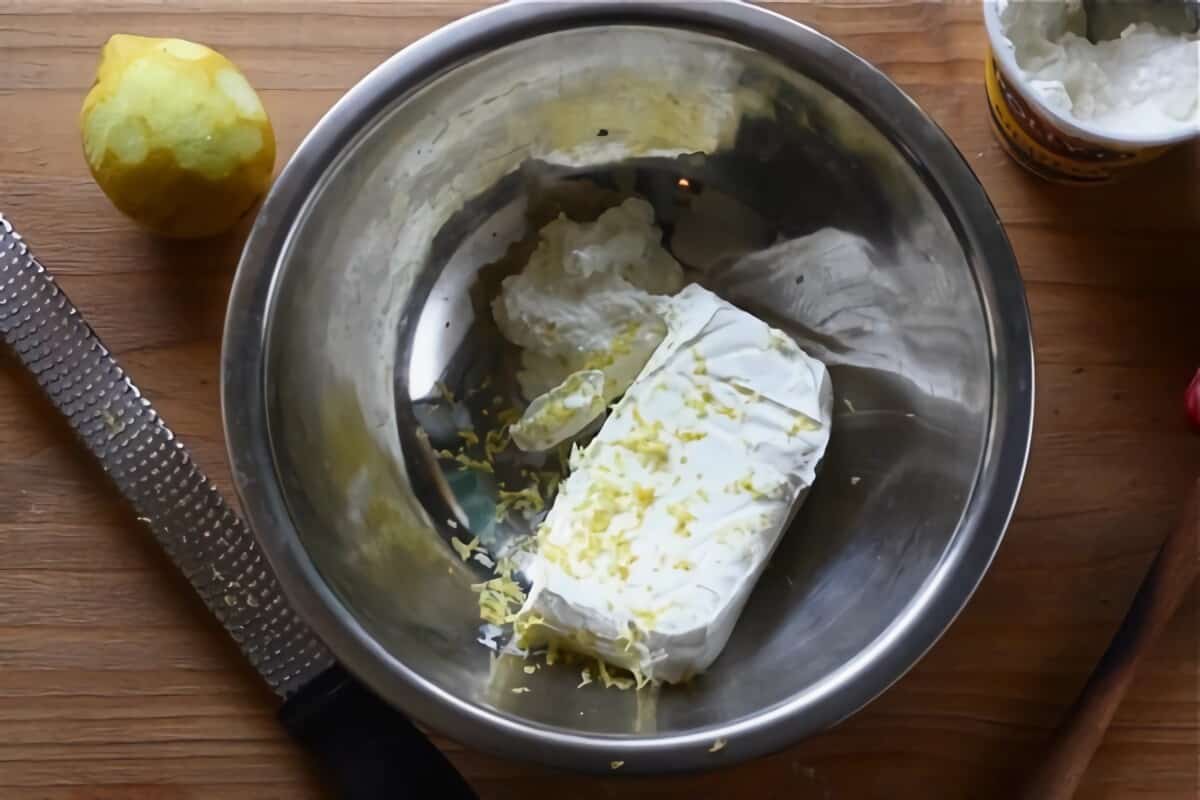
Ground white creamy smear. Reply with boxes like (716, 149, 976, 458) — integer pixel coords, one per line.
(493, 198, 684, 445)
(509, 369, 607, 453)
(997, 0, 1200, 138)
(513, 284, 833, 683)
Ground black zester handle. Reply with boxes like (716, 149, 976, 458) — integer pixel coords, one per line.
(0, 213, 333, 696)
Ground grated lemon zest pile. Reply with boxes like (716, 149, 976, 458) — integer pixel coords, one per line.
(729, 475, 767, 500)
(495, 484, 544, 521)
(436, 448, 494, 473)
(472, 567, 528, 627)
(485, 427, 512, 460)
(539, 472, 657, 580)
(614, 411, 669, 468)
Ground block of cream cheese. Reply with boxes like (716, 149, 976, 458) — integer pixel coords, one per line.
(514, 284, 833, 683)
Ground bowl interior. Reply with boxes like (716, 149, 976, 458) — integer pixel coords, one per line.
(257, 20, 1000, 752)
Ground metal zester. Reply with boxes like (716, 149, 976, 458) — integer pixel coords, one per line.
(0, 213, 476, 799)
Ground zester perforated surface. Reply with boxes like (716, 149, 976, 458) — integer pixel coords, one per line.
(0, 214, 334, 697)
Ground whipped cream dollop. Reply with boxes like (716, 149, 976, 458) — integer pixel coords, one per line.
(513, 285, 833, 683)
(492, 198, 684, 450)
(996, 0, 1200, 138)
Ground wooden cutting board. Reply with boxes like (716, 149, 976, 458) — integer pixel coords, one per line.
(0, 2, 1196, 798)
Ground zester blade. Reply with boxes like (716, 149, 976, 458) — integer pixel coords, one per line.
(0, 213, 334, 697)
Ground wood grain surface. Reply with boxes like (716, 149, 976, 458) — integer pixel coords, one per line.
(1, 1, 1197, 798)
(1018, 481, 1200, 800)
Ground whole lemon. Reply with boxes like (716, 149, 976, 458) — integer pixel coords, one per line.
(80, 35, 275, 239)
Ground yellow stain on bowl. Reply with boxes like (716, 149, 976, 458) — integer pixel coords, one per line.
(530, 69, 775, 162)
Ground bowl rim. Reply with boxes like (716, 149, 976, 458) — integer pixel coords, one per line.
(222, 0, 1035, 774)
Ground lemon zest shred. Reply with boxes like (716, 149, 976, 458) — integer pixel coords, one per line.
(450, 535, 480, 561)
(436, 449, 494, 473)
(667, 502, 696, 537)
(789, 413, 821, 435)
(613, 414, 669, 468)
(596, 660, 634, 690)
(485, 426, 511, 459)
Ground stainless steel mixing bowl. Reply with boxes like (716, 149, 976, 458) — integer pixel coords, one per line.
(222, 0, 1034, 774)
